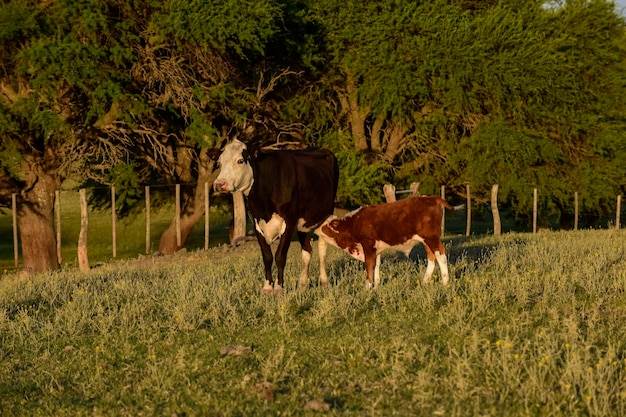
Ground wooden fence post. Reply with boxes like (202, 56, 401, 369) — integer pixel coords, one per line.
(466, 183, 471, 237)
(533, 188, 538, 233)
(383, 184, 396, 203)
(111, 185, 117, 258)
(441, 185, 446, 236)
(491, 184, 501, 235)
(145, 186, 150, 254)
(617, 195, 622, 230)
(55, 190, 62, 264)
(574, 191, 579, 231)
(205, 182, 210, 250)
(12, 193, 18, 268)
(232, 191, 246, 246)
(175, 184, 181, 248)
(410, 182, 420, 197)
(78, 188, 90, 271)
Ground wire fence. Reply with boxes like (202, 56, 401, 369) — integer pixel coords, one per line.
(1, 182, 623, 270)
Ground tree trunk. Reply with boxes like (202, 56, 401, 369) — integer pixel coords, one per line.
(370, 117, 385, 152)
(157, 208, 202, 254)
(348, 94, 369, 151)
(339, 75, 369, 151)
(157, 149, 216, 254)
(17, 173, 60, 273)
(383, 122, 408, 163)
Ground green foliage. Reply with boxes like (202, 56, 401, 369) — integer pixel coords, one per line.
(85, 163, 145, 217)
(0, 1, 40, 40)
(320, 133, 389, 208)
(163, 0, 282, 57)
(0, 140, 23, 182)
(465, 121, 557, 215)
(1, 229, 626, 415)
(2, 0, 626, 253)
(185, 109, 221, 148)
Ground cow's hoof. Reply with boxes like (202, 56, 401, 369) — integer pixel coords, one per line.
(319, 281, 329, 288)
(273, 287, 284, 296)
(262, 287, 274, 295)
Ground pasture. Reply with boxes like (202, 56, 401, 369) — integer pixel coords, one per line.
(1, 228, 626, 416)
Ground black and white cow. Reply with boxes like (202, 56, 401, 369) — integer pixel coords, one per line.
(214, 139, 339, 295)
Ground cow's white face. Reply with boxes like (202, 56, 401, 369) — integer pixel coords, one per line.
(213, 139, 254, 195)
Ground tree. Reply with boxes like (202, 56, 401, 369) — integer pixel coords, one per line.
(0, 0, 136, 272)
(1, 0, 315, 272)
(88, 0, 314, 253)
(457, 0, 626, 218)
(307, 0, 626, 216)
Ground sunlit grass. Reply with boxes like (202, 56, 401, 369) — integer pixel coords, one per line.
(1, 228, 625, 415)
(0, 194, 234, 271)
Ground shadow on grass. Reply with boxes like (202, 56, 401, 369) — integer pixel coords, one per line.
(320, 233, 533, 287)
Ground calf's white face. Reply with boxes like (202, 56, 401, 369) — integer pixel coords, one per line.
(213, 139, 254, 195)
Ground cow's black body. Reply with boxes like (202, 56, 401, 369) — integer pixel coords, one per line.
(249, 149, 338, 293)
(248, 148, 338, 231)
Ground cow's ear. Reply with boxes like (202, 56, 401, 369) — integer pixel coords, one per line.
(242, 145, 260, 161)
(242, 147, 257, 162)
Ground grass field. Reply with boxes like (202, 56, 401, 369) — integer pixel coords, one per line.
(1, 227, 625, 416)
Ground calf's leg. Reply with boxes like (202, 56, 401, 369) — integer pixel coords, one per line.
(423, 238, 450, 285)
(317, 238, 329, 287)
(373, 254, 382, 289)
(363, 246, 377, 289)
(434, 241, 450, 285)
(422, 244, 437, 284)
(297, 231, 312, 290)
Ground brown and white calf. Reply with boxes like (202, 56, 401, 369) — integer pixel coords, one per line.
(316, 196, 452, 288)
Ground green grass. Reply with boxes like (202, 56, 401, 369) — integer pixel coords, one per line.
(1, 228, 626, 415)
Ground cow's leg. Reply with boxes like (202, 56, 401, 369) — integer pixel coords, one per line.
(274, 224, 295, 295)
(318, 237, 329, 287)
(373, 254, 382, 289)
(297, 231, 312, 290)
(255, 232, 275, 295)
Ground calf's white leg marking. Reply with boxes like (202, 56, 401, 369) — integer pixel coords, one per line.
(373, 254, 382, 289)
(423, 259, 436, 284)
(299, 249, 311, 289)
(436, 251, 449, 285)
(318, 238, 329, 286)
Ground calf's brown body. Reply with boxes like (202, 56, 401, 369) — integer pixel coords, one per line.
(316, 196, 452, 288)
